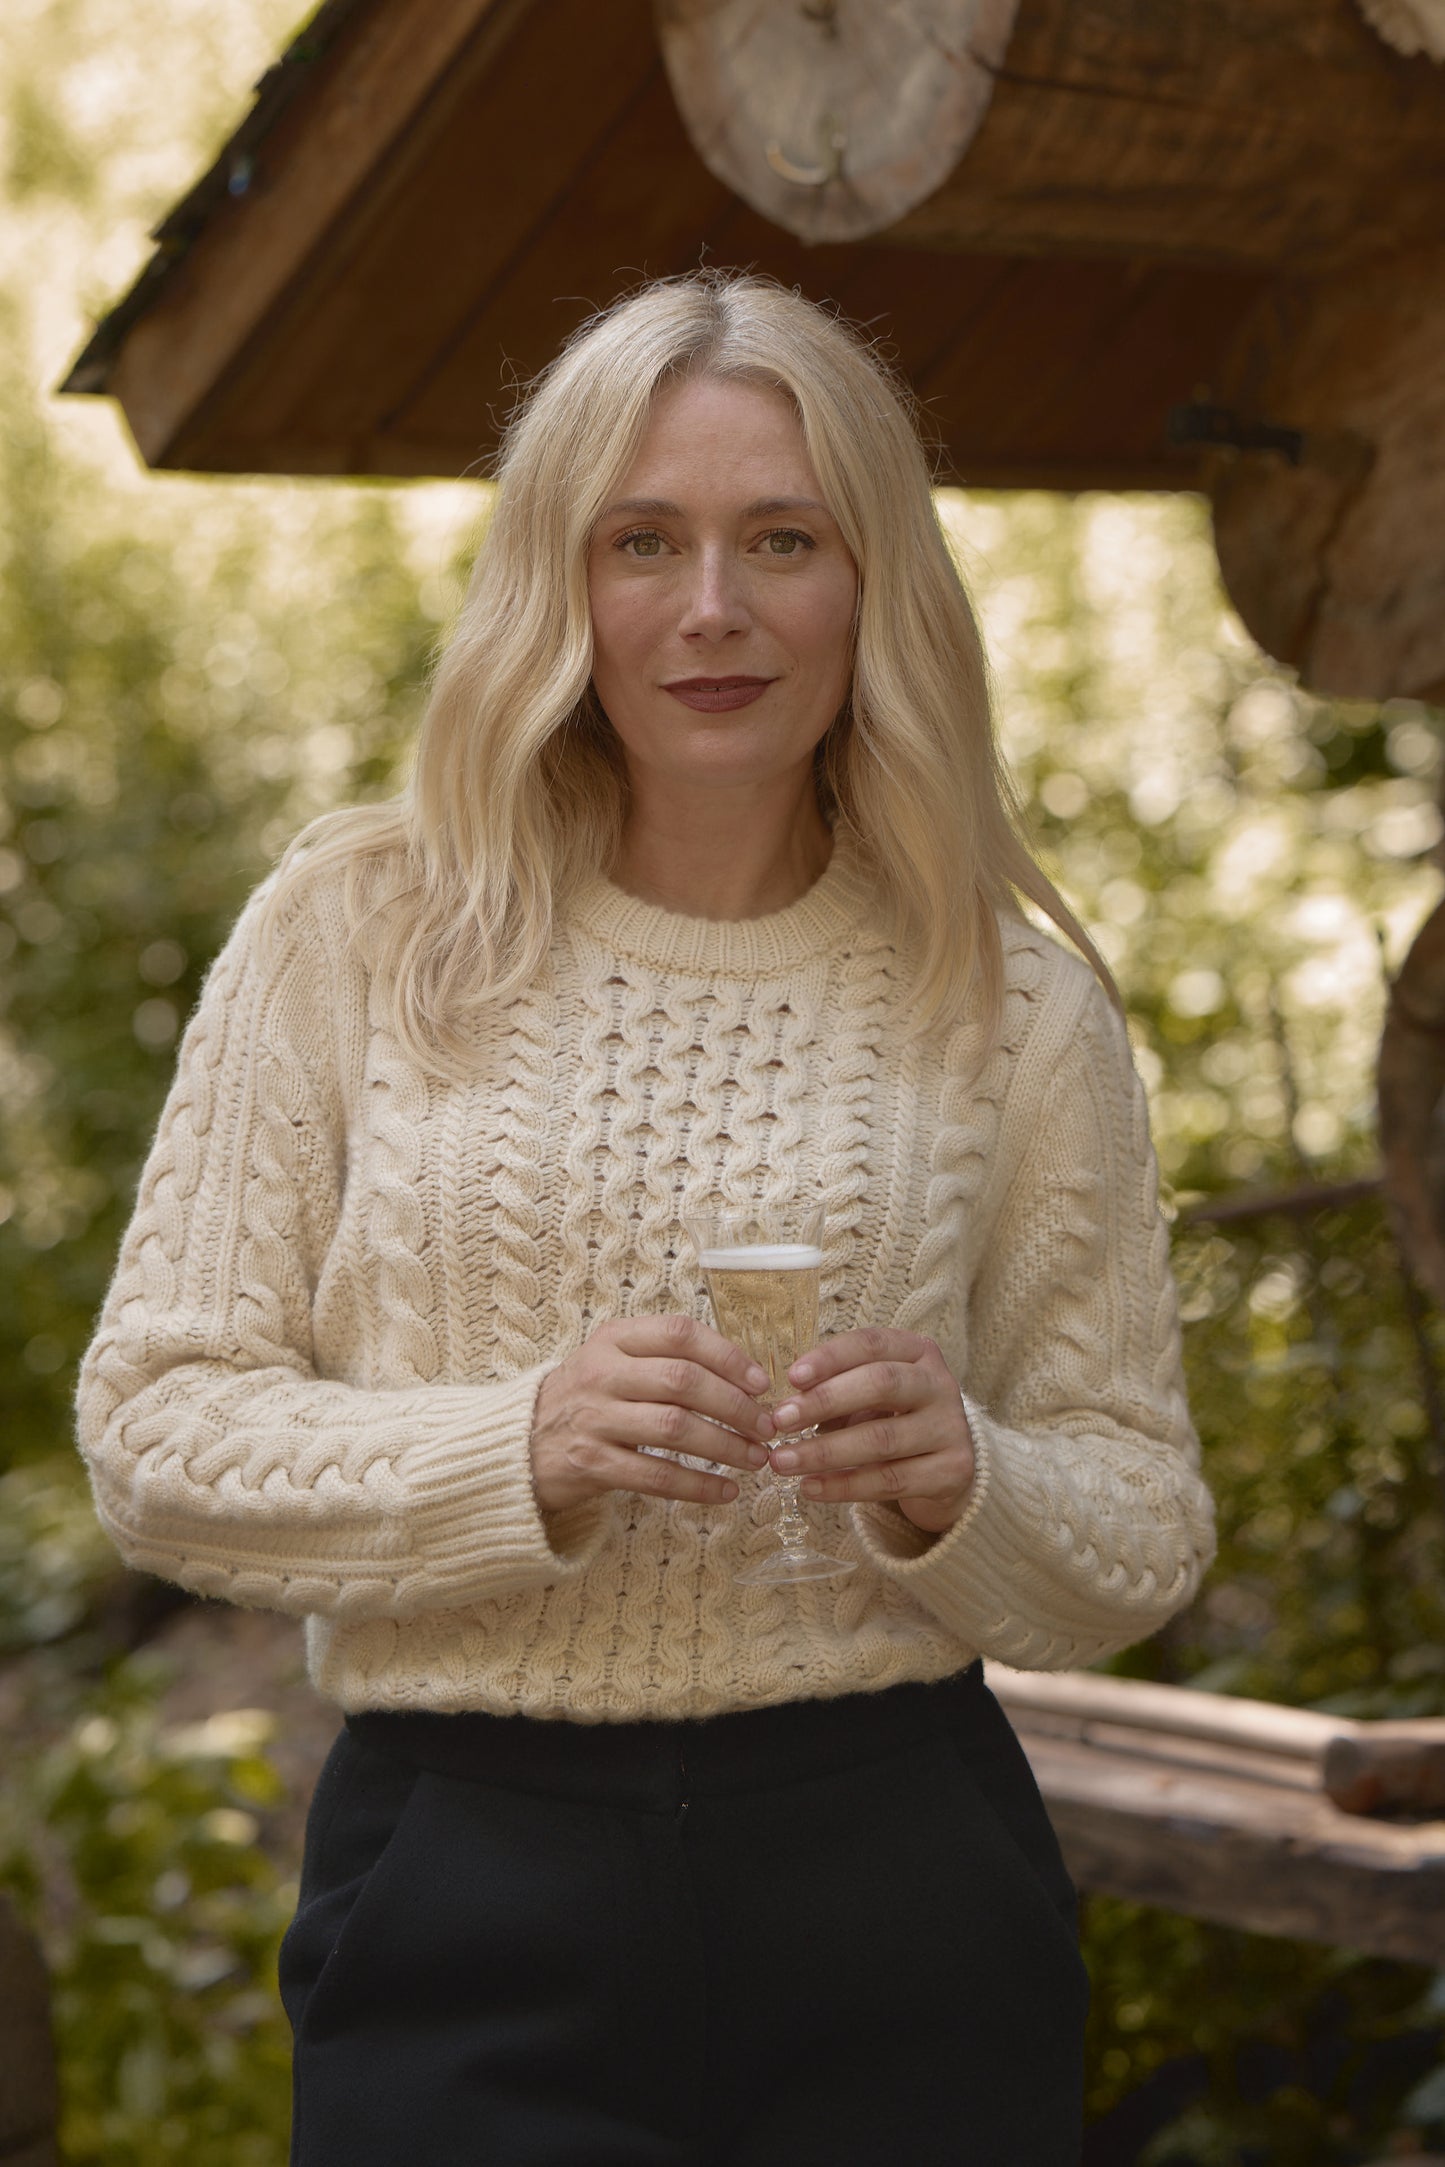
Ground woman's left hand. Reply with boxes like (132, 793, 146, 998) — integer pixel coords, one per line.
(768, 1330, 976, 1536)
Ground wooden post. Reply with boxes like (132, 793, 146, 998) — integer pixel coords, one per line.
(1379, 897, 1445, 1307)
(0, 1892, 60, 2167)
(1208, 246, 1445, 703)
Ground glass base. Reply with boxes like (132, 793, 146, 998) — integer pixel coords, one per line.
(733, 1546, 859, 1585)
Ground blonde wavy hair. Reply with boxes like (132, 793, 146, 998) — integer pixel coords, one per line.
(266, 270, 1111, 1067)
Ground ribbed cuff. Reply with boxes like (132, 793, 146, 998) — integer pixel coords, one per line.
(850, 1389, 1063, 1649)
(399, 1365, 612, 1609)
(850, 1390, 1209, 1667)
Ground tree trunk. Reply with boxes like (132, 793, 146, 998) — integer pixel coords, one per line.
(0, 1894, 59, 2167)
(1379, 896, 1445, 1305)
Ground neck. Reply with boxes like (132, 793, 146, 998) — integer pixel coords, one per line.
(613, 775, 834, 920)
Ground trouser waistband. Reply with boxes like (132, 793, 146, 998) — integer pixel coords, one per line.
(345, 1662, 987, 1813)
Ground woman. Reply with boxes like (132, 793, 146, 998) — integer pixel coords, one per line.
(77, 272, 1215, 2165)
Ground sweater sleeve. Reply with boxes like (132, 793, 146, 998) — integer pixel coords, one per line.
(850, 972, 1216, 1668)
(75, 877, 609, 1623)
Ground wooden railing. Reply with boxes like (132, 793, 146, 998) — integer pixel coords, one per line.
(991, 1666, 1445, 1964)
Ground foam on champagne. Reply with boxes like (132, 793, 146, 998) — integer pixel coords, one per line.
(697, 1243, 824, 1272)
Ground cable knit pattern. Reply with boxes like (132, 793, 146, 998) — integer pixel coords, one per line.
(76, 844, 1215, 1720)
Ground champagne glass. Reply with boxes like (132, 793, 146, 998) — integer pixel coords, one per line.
(683, 1202, 858, 1586)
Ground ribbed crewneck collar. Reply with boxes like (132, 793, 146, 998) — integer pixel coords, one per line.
(564, 830, 877, 978)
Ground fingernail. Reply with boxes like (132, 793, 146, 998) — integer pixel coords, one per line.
(774, 1401, 801, 1429)
(771, 1447, 800, 1471)
(801, 1479, 823, 1497)
(747, 1365, 769, 1392)
(790, 1360, 815, 1384)
(720, 1480, 739, 1500)
(746, 1445, 768, 1468)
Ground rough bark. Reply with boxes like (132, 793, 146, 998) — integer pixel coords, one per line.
(991, 1666, 1445, 1961)
(1324, 1724, 1445, 1816)
(890, 0, 1445, 274)
(1379, 895, 1445, 1306)
(1209, 246, 1445, 703)
(0, 1894, 59, 2167)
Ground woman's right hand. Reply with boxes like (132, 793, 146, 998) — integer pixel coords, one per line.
(529, 1315, 776, 1513)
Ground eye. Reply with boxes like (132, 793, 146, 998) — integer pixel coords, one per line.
(617, 529, 667, 559)
(761, 528, 814, 557)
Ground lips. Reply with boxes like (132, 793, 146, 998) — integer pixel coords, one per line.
(663, 676, 774, 713)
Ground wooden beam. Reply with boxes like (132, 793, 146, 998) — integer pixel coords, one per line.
(103, 0, 540, 466)
(374, 29, 716, 461)
(889, 0, 1445, 274)
(909, 256, 1263, 486)
(1179, 1175, 1384, 1226)
(208, 0, 659, 463)
(1024, 1724, 1445, 1962)
(990, 1667, 1445, 1962)
(390, 105, 1265, 491)
(990, 1667, 1349, 1761)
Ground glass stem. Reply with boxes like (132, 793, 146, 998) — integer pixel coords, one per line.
(773, 1428, 816, 1552)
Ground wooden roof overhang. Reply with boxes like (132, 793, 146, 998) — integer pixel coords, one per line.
(63, 0, 1445, 700)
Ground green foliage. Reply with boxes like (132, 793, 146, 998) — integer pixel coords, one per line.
(1169, 1201, 1445, 1717)
(1, 1659, 295, 2164)
(1078, 1179, 1445, 2158)
(0, 0, 468, 1465)
(0, 1458, 118, 1656)
(0, 376, 449, 1469)
(1084, 1899, 1445, 2164)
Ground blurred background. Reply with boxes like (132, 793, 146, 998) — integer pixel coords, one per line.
(3, 3, 1445, 2162)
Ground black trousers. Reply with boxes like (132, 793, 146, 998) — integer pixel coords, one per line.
(279, 1664, 1088, 2165)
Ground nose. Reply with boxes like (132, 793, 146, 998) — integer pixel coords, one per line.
(676, 544, 750, 644)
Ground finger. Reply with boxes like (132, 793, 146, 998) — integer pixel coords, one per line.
(771, 1413, 922, 1477)
(622, 1356, 776, 1443)
(612, 1313, 770, 1397)
(773, 1358, 931, 1437)
(580, 1438, 744, 1506)
(796, 1450, 961, 1505)
(604, 1398, 770, 1473)
(784, 1328, 934, 1391)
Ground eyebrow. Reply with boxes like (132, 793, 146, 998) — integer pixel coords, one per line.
(598, 495, 831, 522)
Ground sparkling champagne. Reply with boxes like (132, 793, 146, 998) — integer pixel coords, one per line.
(684, 1207, 855, 1583)
(698, 1243, 823, 1407)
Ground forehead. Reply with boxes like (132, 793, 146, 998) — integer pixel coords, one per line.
(616, 375, 820, 500)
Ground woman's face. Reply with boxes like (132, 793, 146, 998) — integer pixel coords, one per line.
(586, 375, 858, 800)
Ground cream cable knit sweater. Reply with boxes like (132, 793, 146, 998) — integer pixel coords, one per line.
(77, 841, 1215, 1722)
